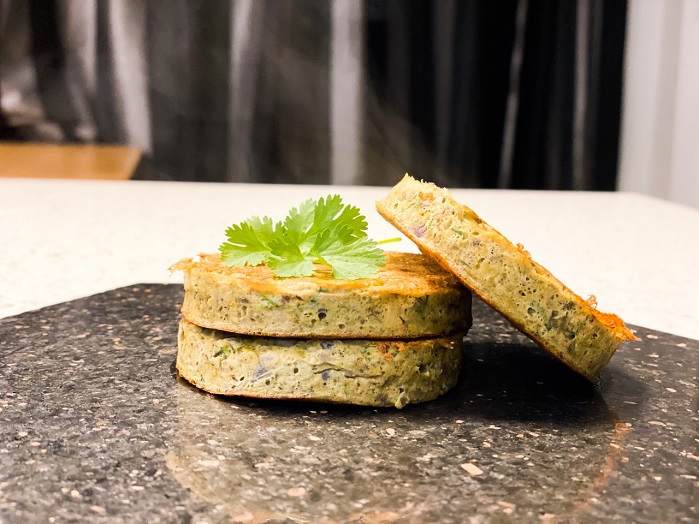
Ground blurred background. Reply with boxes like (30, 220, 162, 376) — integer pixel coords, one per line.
(0, 0, 696, 206)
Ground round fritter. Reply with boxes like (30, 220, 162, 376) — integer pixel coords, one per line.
(176, 319, 463, 409)
(376, 175, 636, 381)
(171, 251, 472, 339)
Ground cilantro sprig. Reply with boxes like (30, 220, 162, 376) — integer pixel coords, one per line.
(219, 195, 390, 279)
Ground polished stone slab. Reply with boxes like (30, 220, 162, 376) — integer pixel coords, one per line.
(0, 285, 696, 523)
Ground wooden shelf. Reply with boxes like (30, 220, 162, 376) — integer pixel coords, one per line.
(0, 143, 142, 180)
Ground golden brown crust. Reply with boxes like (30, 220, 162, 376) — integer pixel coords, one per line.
(170, 251, 462, 296)
(171, 251, 473, 339)
(377, 175, 636, 381)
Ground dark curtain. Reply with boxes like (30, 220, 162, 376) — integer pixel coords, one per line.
(363, 0, 627, 190)
(0, 0, 627, 190)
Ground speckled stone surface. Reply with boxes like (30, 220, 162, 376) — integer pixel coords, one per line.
(0, 285, 696, 523)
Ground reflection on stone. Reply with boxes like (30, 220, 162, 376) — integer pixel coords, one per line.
(167, 333, 624, 522)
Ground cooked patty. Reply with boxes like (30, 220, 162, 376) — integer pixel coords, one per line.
(376, 175, 636, 381)
(171, 251, 472, 339)
(177, 319, 463, 408)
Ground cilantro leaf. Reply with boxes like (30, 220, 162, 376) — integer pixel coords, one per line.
(310, 195, 367, 240)
(219, 195, 388, 279)
(326, 200, 368, 238)
(309, 224, 355, 254)
(283, 198, 316, 248)
(246, 215, 278, 245)
(316, 236, 386, 280)
(282, 195, 368, 252)
(266, 234, 316, 277)
(266, 254, 316, 278)
(219, 219, 273, 266)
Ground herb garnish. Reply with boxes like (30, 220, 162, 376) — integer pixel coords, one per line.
(219, 195, 394, 279)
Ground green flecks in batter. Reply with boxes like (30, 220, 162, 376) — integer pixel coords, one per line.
(413, 295, 429, 314)
(527, 300, 551, 329)
(567, 338, 578, 355)
(260, 294, 280, 308)
(213, 345, 233, 358)
(530, 300, 545, 315)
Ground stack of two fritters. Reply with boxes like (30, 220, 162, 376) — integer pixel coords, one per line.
(172, 252, 473, 408)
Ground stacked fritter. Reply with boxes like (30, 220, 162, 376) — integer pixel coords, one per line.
(172, 252, 472, 408)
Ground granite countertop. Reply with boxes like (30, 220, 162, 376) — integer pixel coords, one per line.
(1, 179, 698, 522)
(0, 285, 696, 523)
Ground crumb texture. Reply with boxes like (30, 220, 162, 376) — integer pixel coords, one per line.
(176, 319, 463, 409)
(377, 175, 636, 381)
